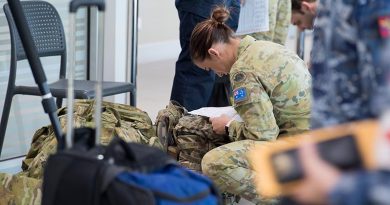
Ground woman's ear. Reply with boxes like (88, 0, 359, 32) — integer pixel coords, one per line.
(208, 48, 220, 58)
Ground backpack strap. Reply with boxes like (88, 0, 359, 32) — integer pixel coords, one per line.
(105, 137, 177, 171)
(100, 165, 126, 193)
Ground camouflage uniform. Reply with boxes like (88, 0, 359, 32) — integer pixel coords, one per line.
(202, 36, 311, 204)
(0, 100, 160, 205)
(310, 0, 390, 129)
(248, 0, 291, 45)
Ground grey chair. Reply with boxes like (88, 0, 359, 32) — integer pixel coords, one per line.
(0, 1, 135, 155)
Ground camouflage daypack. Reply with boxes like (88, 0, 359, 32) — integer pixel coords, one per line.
(156, 101, 229, 172)
(0, 100, 161, 205)
(173, 115, 228, 172)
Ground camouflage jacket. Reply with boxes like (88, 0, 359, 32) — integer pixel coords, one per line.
(247, 0, 291, 45)
(228, 36, 311, 142)
(0, 100, 161, 205)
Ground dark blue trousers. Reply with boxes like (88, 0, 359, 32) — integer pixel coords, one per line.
(171, 9, 239, 111)
(170, 10, 216, 111)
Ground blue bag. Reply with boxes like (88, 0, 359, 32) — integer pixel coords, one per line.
(118, 164, 219, 205)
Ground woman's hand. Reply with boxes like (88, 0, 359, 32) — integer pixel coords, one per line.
(209, 114, 232, 135)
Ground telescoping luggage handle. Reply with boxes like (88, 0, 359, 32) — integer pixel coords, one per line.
(65, 0, 106, 150)
(5, 0, 64, 144)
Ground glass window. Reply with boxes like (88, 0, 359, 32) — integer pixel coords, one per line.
(0, 0, 88, 160)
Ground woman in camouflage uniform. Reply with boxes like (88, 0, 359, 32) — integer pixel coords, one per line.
(189, 7, 311, 204)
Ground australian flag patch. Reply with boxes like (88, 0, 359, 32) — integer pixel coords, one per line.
(233, 87, 248, 103)
(378, 16, 390, 38)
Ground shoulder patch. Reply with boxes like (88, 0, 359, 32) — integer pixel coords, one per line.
(233, 72, 246, 83)
(378, 16, 390, 38)
(233, 87, 248, 103)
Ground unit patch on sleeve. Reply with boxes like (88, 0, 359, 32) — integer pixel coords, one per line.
(378, 16, 390, 38)
(233, 87, 248, 103)
(233, 71, 246, 83)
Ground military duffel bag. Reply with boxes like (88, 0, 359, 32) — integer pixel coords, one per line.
(0, 100, 162, 205)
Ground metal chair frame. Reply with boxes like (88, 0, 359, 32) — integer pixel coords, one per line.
(0, 1, 135, 156)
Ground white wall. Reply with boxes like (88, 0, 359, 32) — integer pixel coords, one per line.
(102, 0, 180, 103)
(138, 0, 180, 64)
(104, 0, 180, 70)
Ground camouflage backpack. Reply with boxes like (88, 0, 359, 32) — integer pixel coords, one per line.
(0, 100, 162, 205)
(156, 101, 229, 172)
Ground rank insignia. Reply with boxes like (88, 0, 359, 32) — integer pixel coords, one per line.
(233, 87, 248, 103)
(233, 71, 246, 83)
(378, 16, 390, 38)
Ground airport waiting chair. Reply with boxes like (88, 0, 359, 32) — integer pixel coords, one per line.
(0, 1, 135, 155)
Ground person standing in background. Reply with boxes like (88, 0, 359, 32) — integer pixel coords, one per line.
(171, 0, 240, 111)
(290, 0, 318, 31)
(289, 0, 390, 204)
(247, 0, 291, 45)
(310, 0, 390, 129)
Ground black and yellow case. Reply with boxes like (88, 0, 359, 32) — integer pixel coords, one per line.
(248, 120, 379, 198)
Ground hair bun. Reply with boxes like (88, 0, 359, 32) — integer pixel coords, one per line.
(211, 6, 230, 24)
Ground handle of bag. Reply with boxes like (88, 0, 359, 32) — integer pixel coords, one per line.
(69, 0, 105, 13)
(104, 138, 137, 163)
(66, 0, 106, 148)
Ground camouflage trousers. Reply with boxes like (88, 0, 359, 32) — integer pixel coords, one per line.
(202, 140, 277, 205)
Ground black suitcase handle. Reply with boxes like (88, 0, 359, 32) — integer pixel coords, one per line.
(69, 0, 105, 13)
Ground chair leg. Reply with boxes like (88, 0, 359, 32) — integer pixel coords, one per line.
(0, 92, 15, 156)
(130, 92, 136, 107)
(56, 98, 63, 108)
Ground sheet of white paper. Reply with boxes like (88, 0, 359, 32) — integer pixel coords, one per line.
(189, 106, 243, 122)
(235, 0, 269, 36)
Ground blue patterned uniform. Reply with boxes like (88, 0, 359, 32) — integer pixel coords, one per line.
(330, 170, 390, 205)
(310, 0, 390, 128)
(312, 0, 390, 204)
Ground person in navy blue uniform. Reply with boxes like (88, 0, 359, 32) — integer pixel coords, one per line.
(290, 0, 390, 204)
(171, 0, 240, 111)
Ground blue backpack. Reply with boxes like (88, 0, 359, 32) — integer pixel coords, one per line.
(42, 128, 221, 205)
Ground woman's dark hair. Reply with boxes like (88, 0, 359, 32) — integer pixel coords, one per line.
(190, 6, 235, 62)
